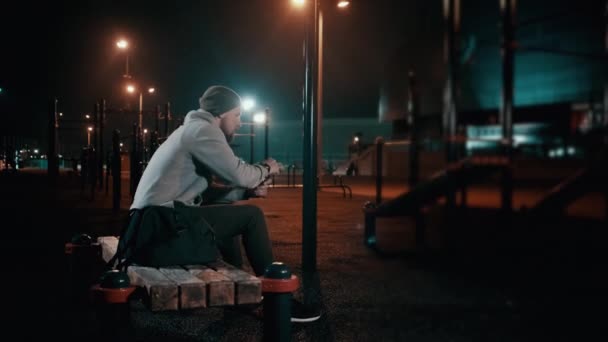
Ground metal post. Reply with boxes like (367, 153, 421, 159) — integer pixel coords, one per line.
(164, 102, 171, 138)
(250, 123, 255, 164)
(265, 108, 270, 160)
(130, 123, 138, 197)
(138, 92, 143, 131)
(155, 105, 160, 134)
(98, 99, 105, 190)
(92, 103, 99, 193)
(112, 130, 121, 212)
(500, 0, 515, 214)
(317, 8, 324, 176)
(375, 138, 384, 204)
(261, 263, 298, 342)
(302, 0, 319, 274)
(48, 98, 59, 182)
(443, 0, 460, 209)
(125, 54, 130, 78)
(408, 71, 420, 188)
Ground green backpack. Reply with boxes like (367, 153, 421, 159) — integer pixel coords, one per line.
(109, 201, 219, 269)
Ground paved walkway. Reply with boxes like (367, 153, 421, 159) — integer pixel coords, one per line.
(2, 169, 606, 341)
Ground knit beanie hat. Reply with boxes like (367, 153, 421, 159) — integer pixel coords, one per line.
(199, 85, 241, 117)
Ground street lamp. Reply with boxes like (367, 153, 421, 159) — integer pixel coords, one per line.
(242, 97, 255, 112)
(126, 84, 156, 129)
(116, 38, 131, 79)
(253, 109, 270, 159)
(291, 0, 350, 274)
(239, 97, 257, 163)
(87, 126, 93, 146)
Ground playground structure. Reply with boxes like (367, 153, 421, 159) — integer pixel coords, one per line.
(46, 97, 175, 211)
(32, 0, 606, 270)
(361, 0, 608, 254)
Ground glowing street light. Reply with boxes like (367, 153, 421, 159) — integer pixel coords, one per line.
(253, 112, 267, 124)
(242, 97, 255, 112)
(87, 126, 93, 146)
(337, 1, 350, 8)
(291, 0, 306, 7)
(116, 39, 128, 49)
(116, 38, 131, 79)
(126, 84, 156, 132)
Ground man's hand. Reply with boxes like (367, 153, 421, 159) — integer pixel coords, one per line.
(248, 177, 273, 198)
(262, 158, 280, 175)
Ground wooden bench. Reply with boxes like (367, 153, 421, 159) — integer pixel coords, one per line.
(96, 236, 262, 312)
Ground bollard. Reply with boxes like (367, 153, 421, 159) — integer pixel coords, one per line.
(260, 262, 299, 342)
(90, 270, 136, 340)
(65, 233, 102, 306)
(363, 201, 377, 248)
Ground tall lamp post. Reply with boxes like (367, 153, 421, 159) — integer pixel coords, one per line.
(126, 84, 156, 130)
(253, 110, 270, 159)
(116, 39, 131, 79)
(291, 0, 350, 274)
(242, 97, 256, 163)
(87, 126, 93, 146)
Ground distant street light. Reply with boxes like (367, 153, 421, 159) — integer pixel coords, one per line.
(126, 84, 156, 129)
(242, 97, 255, 112)
(337, 1, 350, 8)
(253, 112, 266, 124)
(87, 126, 93, 146)
(253, 111, 268, 160)
(116, 39, 131, 79)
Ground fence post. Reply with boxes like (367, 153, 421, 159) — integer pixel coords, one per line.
(98, 99, 106, 190)
(408, 71, 419, 188)
(48, 98, 59, 182)
(112, 130, 121, 212)
(375, 137, 384, 205)
(130, 123, 138, 197)
(164, 102, 171, 138)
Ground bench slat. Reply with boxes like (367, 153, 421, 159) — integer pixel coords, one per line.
(185, 264, 235, 306)
(158, 267, 207, 310)
(128, 266, 178, 311)
(207, 261, 262, 305)
(96, 236, 261, 311)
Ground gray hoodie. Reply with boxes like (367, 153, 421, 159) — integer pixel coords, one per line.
(130, 109, 269, 209)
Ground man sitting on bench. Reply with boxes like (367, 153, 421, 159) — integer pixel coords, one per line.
(130, 85, 320, 323)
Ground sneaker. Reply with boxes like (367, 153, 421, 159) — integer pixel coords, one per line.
(290, 298, 321, 323)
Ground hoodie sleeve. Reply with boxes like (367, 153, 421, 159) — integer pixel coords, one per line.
(182, 123, 269, 189)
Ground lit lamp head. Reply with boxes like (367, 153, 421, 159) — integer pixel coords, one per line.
(253, 112, 267, 124)
(116, 39, 128, 50)
(242, 97, 255, 112)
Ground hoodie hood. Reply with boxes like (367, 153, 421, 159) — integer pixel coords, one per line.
(184, 109, 217, 125)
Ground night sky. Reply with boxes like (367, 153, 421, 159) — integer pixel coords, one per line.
(1, 0, 604, 148)
(0, 0, 413, 139)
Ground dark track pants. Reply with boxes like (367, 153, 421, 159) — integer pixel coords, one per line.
(198, 204, 274, 276)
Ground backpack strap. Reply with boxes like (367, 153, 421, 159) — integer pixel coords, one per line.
(106, 209, 143, 272)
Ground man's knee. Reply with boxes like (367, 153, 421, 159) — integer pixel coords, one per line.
(238, 205, 265, 220)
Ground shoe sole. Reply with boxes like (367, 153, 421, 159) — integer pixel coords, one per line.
(291, 315, 321, 323)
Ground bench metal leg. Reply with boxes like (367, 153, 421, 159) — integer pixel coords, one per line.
(363, 205, 377, 248)
(261, 263, 299, 342)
